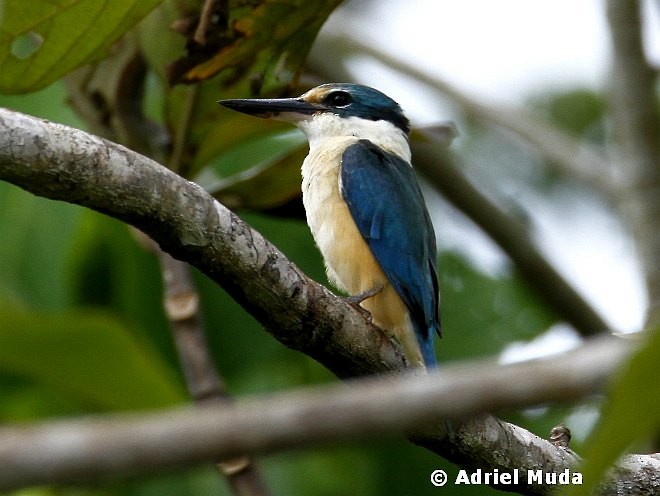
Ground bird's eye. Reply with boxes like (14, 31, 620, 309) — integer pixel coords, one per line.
(326, 91, 352, 107)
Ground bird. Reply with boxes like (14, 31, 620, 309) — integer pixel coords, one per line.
(219, 83, 440, 369)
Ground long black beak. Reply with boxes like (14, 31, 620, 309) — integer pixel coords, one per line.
(218, 97, 318, 119)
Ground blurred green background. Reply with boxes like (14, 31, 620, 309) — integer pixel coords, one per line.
(1, 0, 657, 495)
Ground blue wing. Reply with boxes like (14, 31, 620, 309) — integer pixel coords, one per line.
(340, 139, 440, 367)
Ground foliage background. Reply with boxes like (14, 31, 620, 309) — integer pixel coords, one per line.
(0, 1, 657, 495)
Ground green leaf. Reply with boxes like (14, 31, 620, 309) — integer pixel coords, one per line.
(0, 181, 82, 310)
(138, 0, 342, 178)
(0, 301, 185, 411)
(196, 130, 307, 211)
(572, 329, 660, 494)
(533, 89, 606, 139)
(168, 0, 343, 86)
(0, 0, 164, 94)
(0, 80, 84, 126)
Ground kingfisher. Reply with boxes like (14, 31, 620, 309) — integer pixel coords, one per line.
(219, 83, 440, 369)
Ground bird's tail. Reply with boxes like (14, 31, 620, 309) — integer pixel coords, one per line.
(420, 333, 438, 370)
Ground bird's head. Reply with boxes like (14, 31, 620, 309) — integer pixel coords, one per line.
(219, 83, 410, 141)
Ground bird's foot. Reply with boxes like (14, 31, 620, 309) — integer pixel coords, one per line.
(343, 284, 383, 324)
(345, 284, 383, 305)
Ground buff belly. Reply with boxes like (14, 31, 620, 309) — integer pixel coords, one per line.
(301, 137, 423, 366)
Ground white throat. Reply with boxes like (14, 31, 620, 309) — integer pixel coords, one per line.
(297, 113, 411, 162)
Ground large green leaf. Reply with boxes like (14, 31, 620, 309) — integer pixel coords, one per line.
(0, 301, 185, 411)
(0, 181, 82, 310)
(0, 0, 164, 93)
(571, 329, 660, 494)
(138, 0, 341, 179)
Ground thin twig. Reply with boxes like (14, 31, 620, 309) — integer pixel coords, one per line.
(167, 85, 199, 176)
(413, 144, 610, 336)
(310, 34, 617, 194)
(160, 251, 226, 401)
(194, 0, 219, 46)
(159, 251, 271, 496)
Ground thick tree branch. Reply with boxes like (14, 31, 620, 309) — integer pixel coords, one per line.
(0, 107, 406, 378)
(0, 336, 657, 494)
(0, 108, 656, 495)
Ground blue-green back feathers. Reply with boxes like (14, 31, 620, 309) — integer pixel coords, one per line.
(340, 140, 440, 367)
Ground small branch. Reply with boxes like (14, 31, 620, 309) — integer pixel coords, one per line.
(310, 35, 617, 194)
(413, 143, 610, 336)
(194, 0, 220, 46)
(606, 0, 660, 328)
(606, 0, 660, 178)
(168, 85, 199, 177)
(159, 250, 225, 400)
(0, 337, 655, 494)
(158, 251, 271, 496)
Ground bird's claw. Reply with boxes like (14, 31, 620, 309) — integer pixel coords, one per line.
(343, 284, 383, 323)
(346, 301, 374, 323)
(345, 284, 384, 305)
